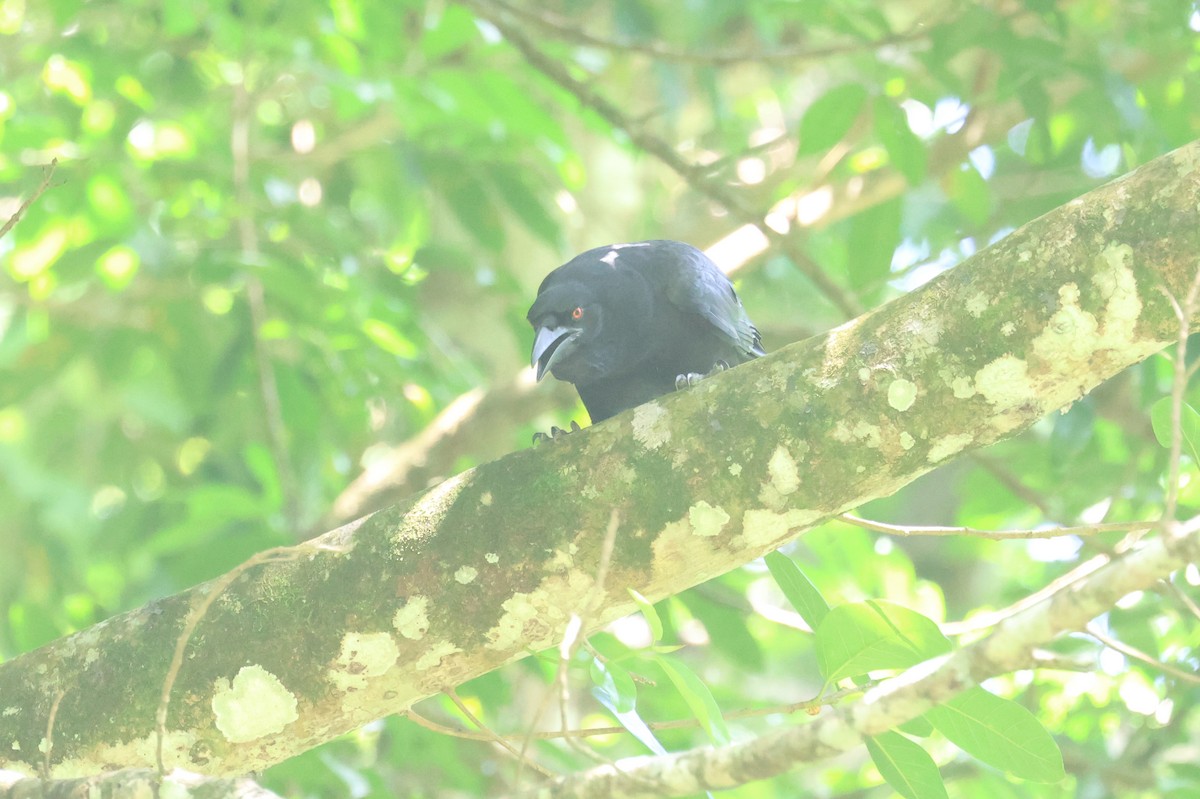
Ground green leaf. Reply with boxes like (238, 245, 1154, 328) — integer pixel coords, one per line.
(764, 551, 830, 629)
(654, 654, 730, 745)
(847, 197, 901, 294)
(876, 101, 927, 185)
(437, 169, 506, 251)
(1150, 397, 1200, 463)
(589, 657, 637, 714)
(815, 600, 951, 683)
(799, 83, 869, 155)
(926, 687, 1065, 782)
(490, 166, 562, 247)
(946, 163, 992, 226)
(628, 588, 664, 642)
(361, 318, 418, 358)
(898, 715, 935, 738)
(866, 731, 948, 799)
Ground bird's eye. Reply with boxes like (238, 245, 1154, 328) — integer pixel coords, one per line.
(571, 306, 584, 320)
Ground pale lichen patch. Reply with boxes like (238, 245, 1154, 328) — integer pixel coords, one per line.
(899, 431, 916, 450)
(938, 368, 975, 399)
(1001, 321, 1016, 336)
(965, 292, 989, 317)
(212, 665, 298, 743)
(768, 445, 800, 497)
(887, 379, 917, 412)
(903, 318, 945, 364)
(688, 501, 730, 537)
(328, 631, 399, 692)
(1032, 246, 1143, 382)
(928, 433, 975, 463)
(851, 421, 882, 448)
(415, 641, 461, 671)
(48, 730, 196, 780)
(484, 577, 583, 652)
(631, 402, 671, 450)
(1030, 282, 1099, 366)
(728, 462, 742, 477)
(833, 419, 881, 447)
(393, 595, 429, 640)
(485, 552, 500, 564)
(546, 547, 576, 571)
(454, 566, 478, 585)
(975, 355, 1035, 410)
(651, 518, 724, 586)
(742, 508, 821, 548)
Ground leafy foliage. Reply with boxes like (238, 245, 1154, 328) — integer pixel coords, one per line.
(2, 0, 1199, 796)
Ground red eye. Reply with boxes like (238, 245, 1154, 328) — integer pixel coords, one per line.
(571, 306, 584, 320)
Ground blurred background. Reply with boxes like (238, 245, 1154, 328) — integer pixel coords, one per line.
(1, 0, 1199, 796)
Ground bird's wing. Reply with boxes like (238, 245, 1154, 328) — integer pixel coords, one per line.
(661, 246, 765, 357)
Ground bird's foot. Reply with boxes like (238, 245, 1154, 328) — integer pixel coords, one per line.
(532, 420, 582, 445)
(674, 360, 730, 391)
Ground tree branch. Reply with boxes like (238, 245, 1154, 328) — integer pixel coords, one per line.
(462, 0, 864, 317)
(0, 159, 58, 242)
(513, 516, 1200, 798)
(482, 0, 948, 65)
(0, 140, 1197, 778)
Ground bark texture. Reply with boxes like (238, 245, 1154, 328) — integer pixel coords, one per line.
(0, 140, 1197, 778)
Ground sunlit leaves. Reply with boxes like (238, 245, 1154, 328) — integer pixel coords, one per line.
(799, 83, 869, 155)
(361, 318, 418, 359)
(8, 222, 67, 279)
(628, 588, 664, 642)
(945, 162, 992, 226)
(95, 244, 138, 291)
(867, 731, 948, 799)
(1, 0, 1197, 795)
(926, 687, 1065, 782)
(42, 54, 91, 104)
(1150, 397, 1200, 464)
(875, 100, 927, 185)
(655, 654, 730, 745)
(764, 550, 829, 629)
(815, 600, 951, 684)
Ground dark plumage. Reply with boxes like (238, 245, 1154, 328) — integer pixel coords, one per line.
(527, 240, 764, 424)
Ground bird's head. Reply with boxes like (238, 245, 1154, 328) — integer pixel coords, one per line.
(526, 282, 607, 384)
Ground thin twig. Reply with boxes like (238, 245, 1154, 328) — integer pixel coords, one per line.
(517, 511, 622, 784)
(41, 686, 66, 780)
(839, 513, 1152, 540)
(1163, 578, 1200, 623)
(463, 0, 863, 318)
(483, 0, 940, 65)
(969, 453, 1059, 519)
(1154, 269, 1200, 529)
(444, 688, 557, 779)
(942, 553, 1112, 636)
(0, 159, 59, 242)
(231, 78, 300, 532)
(156, 544, 332, 773)
(1086, 624, 1200, 685)
(408, 680, 872, 743)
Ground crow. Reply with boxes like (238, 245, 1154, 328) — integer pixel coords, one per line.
(527, 240, 764, 426)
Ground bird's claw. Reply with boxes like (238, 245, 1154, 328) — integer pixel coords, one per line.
(532, 419, 582, 445)
(674, 360, 730, 391)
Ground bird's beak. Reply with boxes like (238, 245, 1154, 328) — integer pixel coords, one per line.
(531, 325, 579, 381)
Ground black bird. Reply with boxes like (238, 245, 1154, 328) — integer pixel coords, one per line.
(527, 240, 764, 425)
